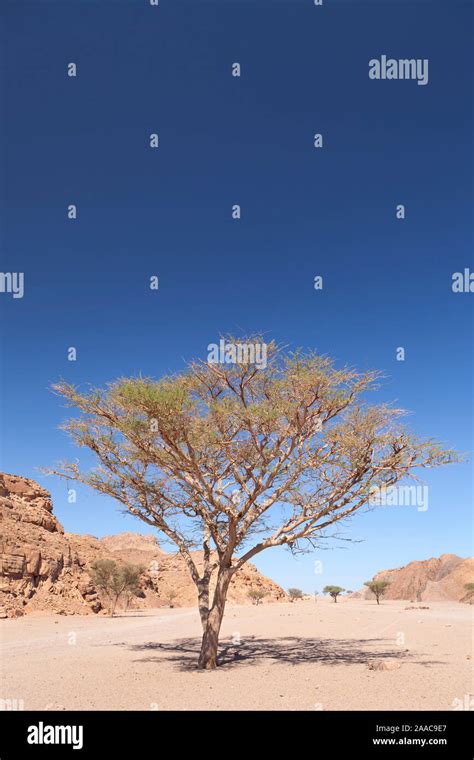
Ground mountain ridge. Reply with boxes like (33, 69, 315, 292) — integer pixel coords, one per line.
(355, 553, 473, 602)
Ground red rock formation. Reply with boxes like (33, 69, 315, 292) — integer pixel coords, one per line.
(0, 473, 286, 617)
(361, 554, 473, 602)
(0, 473, 102, 617)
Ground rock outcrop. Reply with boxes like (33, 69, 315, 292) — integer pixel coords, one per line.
(360, 554, 473, 602)
(0, 473, 286, 617)
(0, 473, 103, 617)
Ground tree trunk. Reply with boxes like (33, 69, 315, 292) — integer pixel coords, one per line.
(376, 596, 380, 605)
(197, 577, 211, 631)
(110, 595, 119, 617)
(334, 595, 337, 603)
(198, 568, 232, 669)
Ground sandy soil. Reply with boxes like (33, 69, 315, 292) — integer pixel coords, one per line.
(1, 599, 472, 711)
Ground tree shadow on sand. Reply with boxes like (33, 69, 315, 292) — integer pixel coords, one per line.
(125, 636, 444, 671)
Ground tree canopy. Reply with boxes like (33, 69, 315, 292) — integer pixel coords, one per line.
(364, 579, 391, 604)
(323, 585, 346, 602)
(50, 337, 458, 666)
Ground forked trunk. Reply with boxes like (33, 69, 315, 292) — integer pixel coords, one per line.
(198, 568, 232, 669)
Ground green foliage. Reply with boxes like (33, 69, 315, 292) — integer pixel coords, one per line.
(364, 580, 390, 604)
(49, 337, 462, 668)
(248, 588, 268, 605)
(288, 587, 304, 602)
(464, 583, 474, 591)
(90, 559, 144, 616)
(323, 585, 345, 602)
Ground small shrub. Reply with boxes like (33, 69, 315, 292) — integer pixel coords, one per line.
(248, 588, 267, 605)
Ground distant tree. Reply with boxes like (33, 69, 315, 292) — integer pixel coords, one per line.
(50, 338, 459, 668)
(323, 585, 345, 603)
(123, 586, 145, 611)
(364, 580, 391, 605)
(248, 588, 267, 605)
(288, 587, 304, 602)
(464, 583, 474, 591)
(167, 589, 177, 608)
(90, 559, 143, 616)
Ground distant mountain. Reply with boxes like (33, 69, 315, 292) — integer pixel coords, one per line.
(357, 554, 473, 602)
(0, 472, 286, 618)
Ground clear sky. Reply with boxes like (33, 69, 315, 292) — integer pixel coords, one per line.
(1, 0, 472, 593)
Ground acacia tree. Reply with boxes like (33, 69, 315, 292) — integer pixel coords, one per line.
(248, 588, 267, 605)
(50, 338, 458, 669)
(288, 588, 304, 602)
(323, 585, 345, 603)
(90, 559, 143, 616)
(364, 579, 391, 604)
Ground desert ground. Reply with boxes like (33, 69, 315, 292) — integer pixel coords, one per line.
(1, 598, 472, 711)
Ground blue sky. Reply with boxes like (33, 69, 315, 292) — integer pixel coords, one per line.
(1, 0, 472, 593)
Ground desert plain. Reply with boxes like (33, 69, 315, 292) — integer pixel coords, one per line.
(1, 598, 472, 711)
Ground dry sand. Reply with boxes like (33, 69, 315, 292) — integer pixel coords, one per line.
(1, 599, 472, 711)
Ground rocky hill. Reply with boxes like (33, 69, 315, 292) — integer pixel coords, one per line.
(0, 473, 286, 618)
(359, 554, 473, 602)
